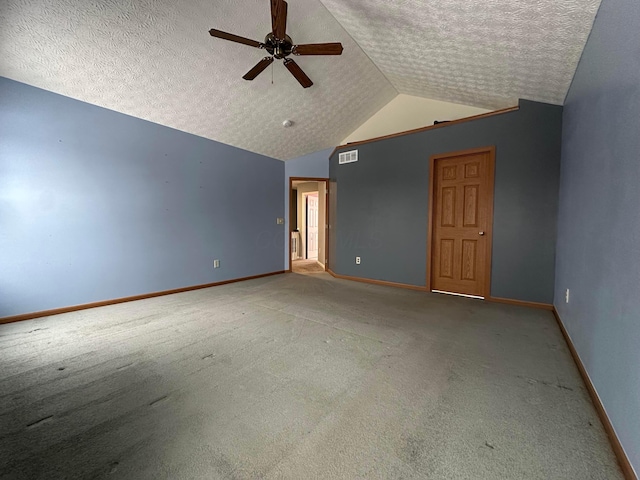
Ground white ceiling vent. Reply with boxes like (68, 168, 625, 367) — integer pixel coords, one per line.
(339, 150, 358, 165)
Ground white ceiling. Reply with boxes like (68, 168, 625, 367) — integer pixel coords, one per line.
(320, 0, 602, 109)
(0, 0, 601, 160)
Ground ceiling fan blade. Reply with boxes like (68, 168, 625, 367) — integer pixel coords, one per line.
(283, 58, 313, 88)
(293, 43, 343, 56)
(271, 0, 288, 40)
(243, 57, 274, 80)
(209, 29, 262, 48)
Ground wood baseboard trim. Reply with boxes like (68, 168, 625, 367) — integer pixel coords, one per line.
(325, 272, 561, 310)
(0, 271, 286, 325)
(552, 307, 637, 480)
(487, 296, 553, 310)
(326, 269, 427, 292)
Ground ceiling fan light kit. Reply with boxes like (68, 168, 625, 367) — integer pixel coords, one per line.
(209, 0, 343, 88)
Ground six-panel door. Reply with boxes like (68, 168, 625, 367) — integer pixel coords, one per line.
(431, 150, 493, 297)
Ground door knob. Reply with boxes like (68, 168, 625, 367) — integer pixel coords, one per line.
(479, 231, 485, 236)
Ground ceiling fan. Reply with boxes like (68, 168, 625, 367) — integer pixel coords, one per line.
(209, 0, 343, 88)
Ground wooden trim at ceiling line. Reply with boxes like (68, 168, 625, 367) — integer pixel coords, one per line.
(329, 105, 519, 158)
(0, 271, 286, 325)
(552, 307, 637, 480)
(487, 296, 553, 311)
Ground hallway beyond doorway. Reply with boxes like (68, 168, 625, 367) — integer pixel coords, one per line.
(292, 258, 325, 274)
(289, 177, 329, 272)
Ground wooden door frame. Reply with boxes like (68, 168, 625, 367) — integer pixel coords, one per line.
(302, 191, 319, 260)
(426, 146, 496, 298)
(288, 177, 330, 273)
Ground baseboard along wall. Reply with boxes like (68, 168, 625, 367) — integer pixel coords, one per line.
(1, 268, 633, 478)
(326, 269, 427, 292)
(0, 271, 285, 325)
(327, 269, 553, 309)
(552, 307, 637, 480)
(327, 269, 635, 478)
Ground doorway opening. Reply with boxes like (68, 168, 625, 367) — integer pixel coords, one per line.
(427, 146, 495, 299)
(289, 178, 329, 274)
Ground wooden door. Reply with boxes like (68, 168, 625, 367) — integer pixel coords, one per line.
(306, 193, 319, 260)
(429, 147, 495, 298)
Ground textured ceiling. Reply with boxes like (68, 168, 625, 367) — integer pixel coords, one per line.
(319, 0, 602, 109)
(0, 0, 602, 159)
(0, 0, 396, 160)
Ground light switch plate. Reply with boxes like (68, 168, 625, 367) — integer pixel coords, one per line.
(277, 217, 284, 224)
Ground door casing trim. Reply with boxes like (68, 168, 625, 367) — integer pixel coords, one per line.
(288, 177, 330, 273)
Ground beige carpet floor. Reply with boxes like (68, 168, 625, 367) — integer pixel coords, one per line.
(0, 273, 623, 479)
(292, 259, 325, 274)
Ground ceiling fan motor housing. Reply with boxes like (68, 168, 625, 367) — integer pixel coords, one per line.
(209, 0, 342, 88)
(264, 33, 293, 59)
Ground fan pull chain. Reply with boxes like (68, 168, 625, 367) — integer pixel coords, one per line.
(271, 61, 274, 85)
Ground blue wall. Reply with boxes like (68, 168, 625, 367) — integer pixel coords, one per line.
(0, 77, 284, 317)
(554, 0, 640, 473)
(330, 100, 563, 304)
(283, 148, 331, 269)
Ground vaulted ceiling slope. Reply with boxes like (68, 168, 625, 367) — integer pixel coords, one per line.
(0, 0, 396, 160)
(319, 0, 602, 110)
(0, 0, 601, 160)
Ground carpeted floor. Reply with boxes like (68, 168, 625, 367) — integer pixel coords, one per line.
(292, 258, 325, 274)
(0, 273, 622, 479)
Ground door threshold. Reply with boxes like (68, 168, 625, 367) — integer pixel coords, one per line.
(431, 290, 484, 300)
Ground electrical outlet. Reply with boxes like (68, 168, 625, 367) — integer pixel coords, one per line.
(214, 259, 220, 269)
(355, 256, 361, 265)
(565, 289, 570, 303)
